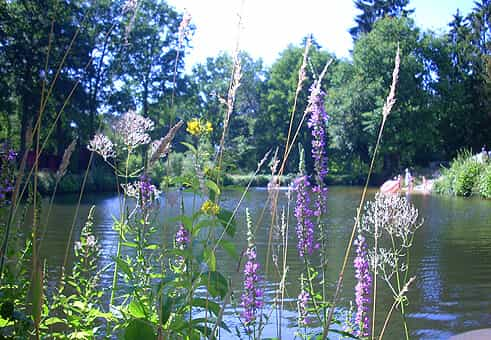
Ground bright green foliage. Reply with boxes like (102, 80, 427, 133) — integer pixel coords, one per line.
(426, 3, 491, 158)
(434, 150, 491, 198)
(328, 17, 433, 178)
(477, 165, 491, 199)
(46, 206, 112, 338)
(188, 52, 266, 170)
(257, 39, 333, 174)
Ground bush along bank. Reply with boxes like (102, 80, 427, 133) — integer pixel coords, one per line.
(35, 168, 118, 195)
(433, 150, 491, 199)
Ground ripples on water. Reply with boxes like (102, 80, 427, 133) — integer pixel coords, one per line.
(37, 187, 491, 339)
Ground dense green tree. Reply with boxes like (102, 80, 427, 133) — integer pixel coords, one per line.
(187, 52, 266, 169)
(256, 39, 333, 174)
(109, 0, 187, 130)
(426, 3, 491, 158)
(329, 17, 433, 177)
(349, 0, 414, 41)
(1, 0, 94, 154)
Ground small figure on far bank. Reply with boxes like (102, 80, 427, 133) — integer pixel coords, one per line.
(481, 146, 489, 163)
(422, 176, 429, 195)
(405, 168, 413, 193)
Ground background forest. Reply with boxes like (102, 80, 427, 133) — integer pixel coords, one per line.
(0, 0, 489, 187)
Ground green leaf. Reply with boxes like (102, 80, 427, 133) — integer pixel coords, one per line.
(145, 244, 159, 250)
(122, 242, 138, 248)
(191, 298, 220, 316)
(200, 271, 228, 299)
(203, 248, 216, 271)
(124, 319, 155, 340)
(218, 239, 239, 260)
(44, 317, 65, 326)
(180, 142, 197, 155)
(128, 299, 146, 319)
(113, 256, 132, 277)
(217, 209, 236, 236)
(205, 179, 221, 196)
(161, 295, 174, 325)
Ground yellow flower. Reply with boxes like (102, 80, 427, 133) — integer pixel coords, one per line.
(201, 200, 220, 215)
(186, 118, 213, 136)
(186, 118, 201, 136)
(203, 121, 213, 134)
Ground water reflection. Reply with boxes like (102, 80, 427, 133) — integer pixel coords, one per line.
(37, 187, 491, 339)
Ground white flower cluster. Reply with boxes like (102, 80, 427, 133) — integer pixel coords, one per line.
(361, 192, 422, 243)
(74, 234, 97, 252)
(121, 181, 161, 203)
(114, 110, 154, 149)
(87, 134, 115, 161)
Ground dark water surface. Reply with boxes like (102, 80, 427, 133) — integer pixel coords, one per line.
(39, 187, 491, 339)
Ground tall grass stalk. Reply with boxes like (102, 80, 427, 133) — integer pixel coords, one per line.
(322, 45, 400, 340)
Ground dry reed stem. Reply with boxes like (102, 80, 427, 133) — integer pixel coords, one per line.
(56, 139, 77, 181)
(378, 276, 415, 340)
(149, 120, 184, 166)
(322, 46, 401, 340)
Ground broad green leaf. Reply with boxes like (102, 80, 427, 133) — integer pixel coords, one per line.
(191, 298, 220, 316)
(205, 179, 221, 196)
(218, 239, 239, 260)
(44, 317, 65, 326)
(113, 256, 132, 277)
(124, 319, 156, 340)
(200, 271, 228, 299)
(204, 248, 216, 271)
(180, 142, 197, 155)
(128, 299, 146, 318)
(217, 209, 236, 236)
(161, 295, 174, 325)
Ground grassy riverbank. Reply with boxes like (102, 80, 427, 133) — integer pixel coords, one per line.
(433, 151, 491, 199)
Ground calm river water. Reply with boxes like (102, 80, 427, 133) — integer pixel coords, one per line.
(38, 187, 491, 339)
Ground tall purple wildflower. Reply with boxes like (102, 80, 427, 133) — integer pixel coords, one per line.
(293, 176, 316, 257)
(139, 174, 154, 207)
(297, 289, 310, 326)
(241, 247, 263, 326)
(241, 209, 263, 328)
(354, 233, 371, 337)
(307, 83, 329, 217)
(175, 224, 189, 250)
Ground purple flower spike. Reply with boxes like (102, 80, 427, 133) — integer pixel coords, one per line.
(307, 83, 329, 218)
(307, 84, 329, 182)
(354, 233, 372, 337)
(175, 224, 189, 249)
(241, 247, 263, 327)
(297, 290, 310, 326)
(293, 176, 316, 257)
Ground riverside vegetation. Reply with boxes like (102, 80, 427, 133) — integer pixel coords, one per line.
(433, 150, 491, 199)
(0, 33, 424, 340)
(0, 0, 487, 339)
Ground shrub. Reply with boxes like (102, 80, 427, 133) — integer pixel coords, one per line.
(477, 164, 491, 199)
(434, 150, 490, 198)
